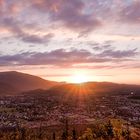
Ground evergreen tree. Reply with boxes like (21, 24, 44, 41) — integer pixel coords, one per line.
(53, 132, 56, 140)
(106, 120, 114, 138)
(38, 126, 44, 139)
(20, 127, 26, 140)
(126, 123, 130, 140)
(122, 123, 130, 140)
(62, 131, 67, 140)
(72, 128, 77, 140)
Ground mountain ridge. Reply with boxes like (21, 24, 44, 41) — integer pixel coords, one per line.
(0, 71, 58, 94)
(0, 71, 140, 95)
(45, 81, 140, 96)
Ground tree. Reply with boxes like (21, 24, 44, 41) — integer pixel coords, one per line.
(106, 120, 114, 138)
(62, 131, 67, 140)
(72, 128, 77, 140)
(53, 132, 56, 140)
(20, 127, 26, 140)
(122, 123, 130, 140)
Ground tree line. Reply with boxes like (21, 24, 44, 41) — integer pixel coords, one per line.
(0, 119, 136, 140)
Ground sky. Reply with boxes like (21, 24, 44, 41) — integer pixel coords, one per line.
(0, 0, 140, 84)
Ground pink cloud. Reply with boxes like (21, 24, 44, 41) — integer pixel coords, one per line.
(120, 1, 140, 24)
(31, 0, 101, 32)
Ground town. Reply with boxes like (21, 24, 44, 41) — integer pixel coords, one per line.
(0, 91, 139, 129)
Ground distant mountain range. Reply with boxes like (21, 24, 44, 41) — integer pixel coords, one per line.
(0, 71, 58, 94)
(0, 71, 140, 95)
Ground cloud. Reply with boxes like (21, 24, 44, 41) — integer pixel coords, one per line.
(0, 0, 140, 39)
(0, 17, 54, 44)
(0, 0, 4, 7)
(0, 47, 138, 67)
(92, 44, 113, 51)
(120, 1, 140, 24)
(0, 0, 140, 52)
(90, 41, 138, 58)
(21, 33, 54, 44)
(31, 0, 101, 33)
(99, 48, 138, 58)
(0, 49, 107, 66)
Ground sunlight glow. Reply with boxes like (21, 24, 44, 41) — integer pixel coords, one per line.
(71, 73, 88, 83)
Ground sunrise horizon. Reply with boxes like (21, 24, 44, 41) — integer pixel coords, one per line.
(0, 70, 139, 86)
(0, 0, 140, 86)
(0, 1, 140, 139)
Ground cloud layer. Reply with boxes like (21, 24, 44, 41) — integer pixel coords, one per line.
(0, 0, 140, 39)
(0, 0, 140, 81)
(0, 45, 138, 68)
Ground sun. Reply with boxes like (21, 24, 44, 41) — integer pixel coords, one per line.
(71, 73, 88, 83)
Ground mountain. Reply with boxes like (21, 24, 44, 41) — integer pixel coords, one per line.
(0, 71, 58, 94)
(45, 82, 140, 96)
(0, 71, 140, 96)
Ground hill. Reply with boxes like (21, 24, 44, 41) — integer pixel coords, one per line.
(0, 71, 140, 96)
(45, 82, 140, 96)
(0, 71, 58, 94)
